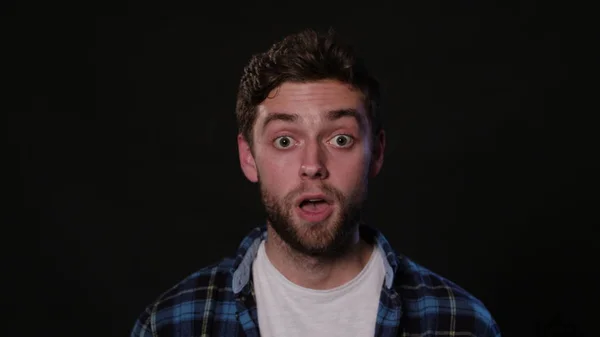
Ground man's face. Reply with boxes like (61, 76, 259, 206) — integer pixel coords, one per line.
(238, 80, 385, 257)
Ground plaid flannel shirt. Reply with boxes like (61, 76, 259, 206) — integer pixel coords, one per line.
(131, 225, 501, 336)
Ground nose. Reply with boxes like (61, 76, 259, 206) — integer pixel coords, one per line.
(299, 140, 328, 180)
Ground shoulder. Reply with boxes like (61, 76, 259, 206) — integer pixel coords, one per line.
(394, 255, 501, 336)
(130, 258, 236, 337)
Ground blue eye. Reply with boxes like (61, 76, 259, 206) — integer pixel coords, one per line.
(330, 135, 354, 148)
(273, 136, 295, 149)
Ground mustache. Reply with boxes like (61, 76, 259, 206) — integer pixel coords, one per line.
(285, 183, 345, 204)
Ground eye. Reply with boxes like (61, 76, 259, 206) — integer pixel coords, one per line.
(329, 134, 354, 148)
(273, 136, 296, 149)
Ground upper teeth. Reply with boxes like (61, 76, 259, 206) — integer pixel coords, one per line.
(309, 199, 322, 202)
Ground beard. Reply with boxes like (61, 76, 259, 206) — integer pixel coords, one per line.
(259, 179, 367, 259)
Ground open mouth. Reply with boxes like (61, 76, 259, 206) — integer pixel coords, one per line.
(295, 194, 334, 222)
(299, 198, 329, 212)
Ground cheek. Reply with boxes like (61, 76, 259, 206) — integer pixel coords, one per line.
(335, 163, 367, 185)
(330, 153, 370, 186)
(256, 154, 297, 189)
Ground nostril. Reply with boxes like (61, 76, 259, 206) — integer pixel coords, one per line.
(300, 164, 327, 179)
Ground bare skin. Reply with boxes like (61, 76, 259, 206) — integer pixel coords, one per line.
(238, 79, 385, 290)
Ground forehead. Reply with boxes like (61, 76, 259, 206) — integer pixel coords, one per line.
(257, 80, 366, 120)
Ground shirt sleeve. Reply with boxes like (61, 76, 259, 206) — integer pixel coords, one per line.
(130, 306, 155, 337)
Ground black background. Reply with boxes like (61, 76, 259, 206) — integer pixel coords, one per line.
(7, 1, 597, 337)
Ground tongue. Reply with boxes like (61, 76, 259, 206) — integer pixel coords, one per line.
(301, 201, 328, 212)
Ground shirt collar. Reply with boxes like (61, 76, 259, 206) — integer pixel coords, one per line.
(230, 224, 400, 294)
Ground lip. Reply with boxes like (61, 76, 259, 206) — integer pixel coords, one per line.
(295, 193, 333, 207)
(295, 193, 334, 222)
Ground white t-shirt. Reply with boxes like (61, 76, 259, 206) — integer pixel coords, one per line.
(252, 241, 386, 337)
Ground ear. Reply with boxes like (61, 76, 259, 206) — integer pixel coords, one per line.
(369, 129, 386, 178)
(237, 133, 259, 183)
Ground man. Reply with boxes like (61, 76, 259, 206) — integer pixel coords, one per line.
(131, 29, 501, 337)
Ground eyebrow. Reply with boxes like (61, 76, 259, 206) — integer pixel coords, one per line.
(260, 108, 363, 131)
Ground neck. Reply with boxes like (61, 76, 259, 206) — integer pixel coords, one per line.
(264, 224, 373, 290)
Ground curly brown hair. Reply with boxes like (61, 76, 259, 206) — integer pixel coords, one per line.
(235, 28, 382, 148)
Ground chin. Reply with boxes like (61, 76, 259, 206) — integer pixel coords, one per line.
(285, 215, 355, 257)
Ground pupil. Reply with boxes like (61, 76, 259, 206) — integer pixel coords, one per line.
(337, 137, 346, 145)
(280, 138, 289, 146)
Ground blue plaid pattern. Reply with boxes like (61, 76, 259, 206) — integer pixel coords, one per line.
(131, 225, 500, 336)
